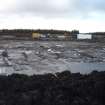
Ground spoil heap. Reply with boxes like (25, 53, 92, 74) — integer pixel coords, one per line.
(0, 71, 104, 105)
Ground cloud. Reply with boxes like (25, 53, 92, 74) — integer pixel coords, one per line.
(0, 0, 105, 32)
(0, 0, 104, 19)
(0, 0, 104, 18)
(2, 0, 70, 17)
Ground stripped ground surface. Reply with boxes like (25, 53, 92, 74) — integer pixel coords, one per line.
(0, 40, 105, 75)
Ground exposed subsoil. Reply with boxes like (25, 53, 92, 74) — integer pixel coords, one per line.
(0, 40, 104, 75)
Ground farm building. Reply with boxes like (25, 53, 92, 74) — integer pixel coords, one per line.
(32, 33, 42, 40)
(0, 29, 78, 41)
(77, 34, 92, 40)
(64, 33, 77, 40)
(48, 33, 77, 41)
(69, 34, 77, 40)
(57, 35, 65, 40)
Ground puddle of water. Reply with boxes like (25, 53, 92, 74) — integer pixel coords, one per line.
(0, 67, 13, 75)
(0, 68, 5, 74)
(0, 62, 105, 75)
(68, 62, 105, 74)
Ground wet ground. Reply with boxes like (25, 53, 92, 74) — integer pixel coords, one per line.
(0, 40, 105, 75)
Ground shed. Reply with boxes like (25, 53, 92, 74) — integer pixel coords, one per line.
(77, 34, 92, 40)
(32, 33, 41, 39)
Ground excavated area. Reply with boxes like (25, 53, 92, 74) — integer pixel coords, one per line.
(0, 40, 104, 75)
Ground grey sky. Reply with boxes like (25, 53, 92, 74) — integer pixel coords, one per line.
(0, 0, 105, 32)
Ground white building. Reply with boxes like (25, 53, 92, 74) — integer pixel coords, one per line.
(77, 34, 92, 39)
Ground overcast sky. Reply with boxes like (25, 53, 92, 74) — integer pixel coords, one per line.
(0, 0, 105, 32)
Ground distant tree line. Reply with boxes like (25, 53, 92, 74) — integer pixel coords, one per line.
(0, 29, 79, 35)
(91, 32, 105, 35)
